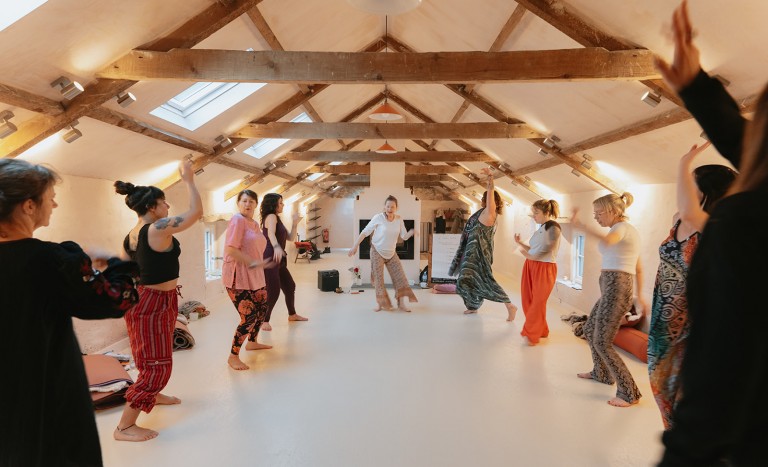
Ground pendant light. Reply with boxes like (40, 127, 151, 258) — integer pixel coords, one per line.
(375, 141, 397, 154)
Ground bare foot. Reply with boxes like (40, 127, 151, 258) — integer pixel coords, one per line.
(288, 314, 308, 321)
(261, 322, 272, 331)
(245, 342, 273, 351)
(524, 337, 538, 346)
(506, 303, 518, 321)
(463, 309, 477, 314)
(577, 372, 593, 380)
(227, 355, 250, 370)
(398, 307, 412, 312)
(155, 393, 181, 405)
(607, 397, 637, 407)
(114, 424, 158, 442)
(373, 306, 382, 312)
(397, 298, 411, 312)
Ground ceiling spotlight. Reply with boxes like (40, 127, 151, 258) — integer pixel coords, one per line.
(0, 110, 17, 139)
(194, 168, 204, 176)
(641, 91, 661, 107)
(375, 141, 397, 154)
(369, 102, 403, 121)
(700, 131, 709, 141)
(713, 74, 730, 87)
(226, 148, 237, 156)
(537, 148, 549, 157)
(61, 120, 82, 143)
(571, 169, 581, 177)
(348, 0, 422, 15)
(116, 92, 136, 107)
(51, 76, 84, 100)
(581, 160, 592, 170)
(265, 162, 277, 171)
(215, 135, 232, 148)
(543, 135, 560, 148)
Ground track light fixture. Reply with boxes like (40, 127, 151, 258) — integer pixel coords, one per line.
(700, 131, 709, 141)
(580, 153, 592, 170)
(215, 135, 232, 148)
(571, 169, 581, 177)
(538, 148, 549, 157)
(194, 168, 204, 176)
(0, 110, 17, 139)
(50, 76, 84, 100)
(713, 74, 730, 87)
(543, 135, 560, 149)
(116, 92, 136, 108)
(522, 176, 532, 187)
(641, 91, 661, 107)
(61, 120, 82, 143)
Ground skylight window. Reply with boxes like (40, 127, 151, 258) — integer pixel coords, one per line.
(306, 161, 341, 181)
(244, 113, 313, 160)
(0, 0, 47, 32)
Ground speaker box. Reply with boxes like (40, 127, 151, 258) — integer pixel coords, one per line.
(317, 269, 339, 291)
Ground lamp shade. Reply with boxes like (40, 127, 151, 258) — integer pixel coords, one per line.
(369, 102, 402, 121)
(348, 0, 422, 15)
(375, 142, 397, 154)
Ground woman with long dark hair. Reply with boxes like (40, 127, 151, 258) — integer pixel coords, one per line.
(449, 168, 517, 320)
(0, 159, 139, 466)
(647, 142, 736, 429)
(222, 189, 274, 370)
(113, 158, 202, 441)
(260, 193, 308, 330)
(656, 2, 768, 464)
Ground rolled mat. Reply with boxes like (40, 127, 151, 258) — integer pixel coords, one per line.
(173, 320, 195, 351)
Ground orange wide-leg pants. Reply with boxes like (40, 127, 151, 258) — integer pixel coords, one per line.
(520, 259, 557, 344)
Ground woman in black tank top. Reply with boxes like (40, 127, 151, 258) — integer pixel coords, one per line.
(112, 159, 203, 442)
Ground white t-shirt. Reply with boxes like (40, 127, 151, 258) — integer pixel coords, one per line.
(598, 221, 640, 274)
(527, 221, 561, 263)
(361, 212, 409, 260)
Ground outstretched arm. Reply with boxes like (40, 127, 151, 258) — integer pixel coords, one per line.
(149, 159, 203, 242)
(478, 168, 496, 227)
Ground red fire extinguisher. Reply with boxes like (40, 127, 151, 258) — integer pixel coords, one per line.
(322, 228, 329, 243)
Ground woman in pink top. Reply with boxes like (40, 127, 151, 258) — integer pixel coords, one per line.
(222, 190, 274, 370)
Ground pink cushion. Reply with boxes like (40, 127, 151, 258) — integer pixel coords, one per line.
(431, 283, 457, 294)
(613, 327, 648, 363)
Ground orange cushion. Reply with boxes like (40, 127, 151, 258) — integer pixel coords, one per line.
(613, 327, 648, 363)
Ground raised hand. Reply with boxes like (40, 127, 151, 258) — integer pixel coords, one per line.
(654, 0, 701, 92)
(179, 157, 195, 182)
(680, 141, 711, 166)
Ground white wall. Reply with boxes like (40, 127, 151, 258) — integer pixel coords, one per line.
(352, 162, 421, 285)
(312, 196, 354, 249)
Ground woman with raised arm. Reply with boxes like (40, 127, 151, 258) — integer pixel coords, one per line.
(0, 160, 139, 466)
(113, 158, 202, 442)
(571, 192, 647, 408)
(648, 143, 736, 429)
(514, 199, 561, 345)
(349, 195, 417, 312)
(655, 2, 768, 464)
(449, 168, 517, 320)
(222, 190, 275, 370)
(260, 193, 308, 330)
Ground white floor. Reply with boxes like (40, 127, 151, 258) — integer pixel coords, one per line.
(96, 251, 664, 467)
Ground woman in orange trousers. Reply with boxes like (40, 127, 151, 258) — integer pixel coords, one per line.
(514, 200, 561, 345)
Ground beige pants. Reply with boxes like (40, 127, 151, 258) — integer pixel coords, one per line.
(370, 246, 418, 309)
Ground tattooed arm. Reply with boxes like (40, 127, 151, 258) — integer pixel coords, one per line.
(148, 159, 203, 251)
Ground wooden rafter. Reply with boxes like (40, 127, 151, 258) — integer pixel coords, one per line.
(0, 0, 265, 159)
(0, 83, 63, 115)
(282, 151, 495, 163)
(99, 48, 659, 84)
(234, 122, 542, 140)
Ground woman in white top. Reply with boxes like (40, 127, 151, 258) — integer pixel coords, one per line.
(349, 195, 417, 312)
(572, 192, 647, 407)
(514, 199, 561, 346)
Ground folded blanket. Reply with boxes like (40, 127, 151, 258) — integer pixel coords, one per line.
(561, 312, 588, 339)
(173, 319, 195, 351)
(179, 300, 210, 319)
(82, 354, 134, 410)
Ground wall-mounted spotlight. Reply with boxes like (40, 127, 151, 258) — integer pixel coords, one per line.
(51, 76, 84, 100)
(116, 92, 136, 108)
(700, 131, 709, 141)
(537, 148, 549, 157)
(215, 135, 232, 148)
(194, 168, 204, 176)
(641, 91, 661, 107)
(712, 74, 730, 87)
(543, 135, 560, 148)
(0, 110, 17, 139)
(580, 154, 592, 170)
(61, 120, 82, 143)
(264, 162, 277, 171)
(571, 169, 581, 177)
(522, 177, 532, 188)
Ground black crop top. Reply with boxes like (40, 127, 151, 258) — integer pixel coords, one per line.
(123, 223, 181, 285)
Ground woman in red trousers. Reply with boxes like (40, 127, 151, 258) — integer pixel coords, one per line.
(514, 199, 561, 346)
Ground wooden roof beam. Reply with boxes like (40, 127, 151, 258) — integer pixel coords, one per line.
(282, 151, 495, 163)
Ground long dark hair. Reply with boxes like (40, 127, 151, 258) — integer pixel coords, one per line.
(114, 181, 165, 216)
(0, 159, 60, 223)
(693, 165, 737, 213)
(260, 193, 282, 226)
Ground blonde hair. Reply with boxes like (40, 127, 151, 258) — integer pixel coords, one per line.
(532, 199, 559, 219)
(593, 192, 633, 221)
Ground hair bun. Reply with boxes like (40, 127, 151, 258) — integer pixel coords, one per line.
(114, 180, 135, 196)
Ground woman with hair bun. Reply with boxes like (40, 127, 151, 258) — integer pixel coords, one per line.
(1, 159, 139, 466)
(113, 158, 202, 442)
(514, 199, 561, 345)
(572, 191, 646, 407)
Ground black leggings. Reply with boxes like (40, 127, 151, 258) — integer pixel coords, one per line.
(264, 258, 296, 322)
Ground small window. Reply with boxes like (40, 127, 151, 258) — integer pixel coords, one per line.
(204, 229, 213, 273)
(573, 234, 585, 285)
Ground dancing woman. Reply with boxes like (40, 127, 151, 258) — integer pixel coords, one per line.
(515, 199, 561, 345)
(349, 195, 418, 312)
(449, 168, 517, 320)
(113, 158, 202, 441)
